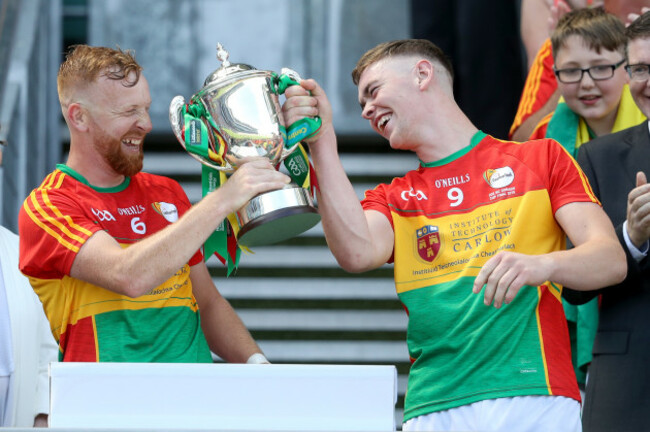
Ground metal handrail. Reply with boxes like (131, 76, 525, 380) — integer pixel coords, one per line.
(0, 0, 61, 232)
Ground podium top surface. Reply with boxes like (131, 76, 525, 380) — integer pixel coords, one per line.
(49, 363, 398, 431)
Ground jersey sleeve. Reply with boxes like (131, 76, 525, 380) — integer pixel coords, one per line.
(360, 184, 394, 230)
(360, 184, 396, 264)
(19, 187, 102, 279)
(166, 179, 203, 266)
(510, 38, 557, 139)
(539, 139, 599, 213)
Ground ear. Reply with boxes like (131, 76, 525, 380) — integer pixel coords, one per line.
(414, 59, 434, 90)
(66, 103, 90, 132)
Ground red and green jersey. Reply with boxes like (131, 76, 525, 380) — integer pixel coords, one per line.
(362, 132, 594, 421)
(18, 164, 212, 363)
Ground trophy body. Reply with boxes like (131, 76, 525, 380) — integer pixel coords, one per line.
(169, 44, 320, 248)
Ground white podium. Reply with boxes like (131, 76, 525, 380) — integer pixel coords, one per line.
(50, 363, 397, 431)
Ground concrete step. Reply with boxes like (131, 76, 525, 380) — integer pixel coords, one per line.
(256, 340, 409, 363)
(214, 277, 396, 300)
(237, 309, 407, 331)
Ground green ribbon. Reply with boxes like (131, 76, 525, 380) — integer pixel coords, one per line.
(272, 71, 321, 190)
(183, 114, 211, 160)
(180, 101, 240, 275)
(280, 130, 310, 188)
(201, 165, 240, 276)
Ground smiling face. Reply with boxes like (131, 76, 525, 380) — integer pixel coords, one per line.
(357, 56, 421, 150)
(84, 72, 152, 177)
(555, 35, 627, 134)
(626, 37, 650, 118)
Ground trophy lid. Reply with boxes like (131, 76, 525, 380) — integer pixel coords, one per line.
(202, 43, 258, 88)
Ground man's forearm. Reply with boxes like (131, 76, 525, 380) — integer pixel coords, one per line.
(310, 130, 387, 272)
(72, 190, 231, 298)
(549, 239, 627, 291)
(201, 296, 262, 363)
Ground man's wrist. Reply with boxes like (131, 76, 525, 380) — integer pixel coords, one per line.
(246, 352, 269, 364)
(624, 220, 648, 261)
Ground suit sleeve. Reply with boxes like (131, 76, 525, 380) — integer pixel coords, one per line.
(564, 142, 646, 304)
(563, 144, 605, 304)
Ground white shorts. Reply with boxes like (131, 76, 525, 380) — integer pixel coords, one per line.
(402, 395, 581, 432)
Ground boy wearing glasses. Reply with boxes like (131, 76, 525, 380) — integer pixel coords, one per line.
(530, 7, 645, 146)
(528, 6, 645, 396)
(563, 11, 650, 431)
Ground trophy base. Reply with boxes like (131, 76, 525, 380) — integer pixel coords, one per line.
(236, 185, 321, 247)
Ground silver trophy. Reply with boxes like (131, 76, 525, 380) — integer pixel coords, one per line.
(169, 43, 320, 248)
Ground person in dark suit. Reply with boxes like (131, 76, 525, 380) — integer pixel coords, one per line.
(564, 10, 650, 431)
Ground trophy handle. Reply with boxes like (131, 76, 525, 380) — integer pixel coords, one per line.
(276, 68, 322, 155)
(169, 95, 188, 151)
(169, 95, 231, 172)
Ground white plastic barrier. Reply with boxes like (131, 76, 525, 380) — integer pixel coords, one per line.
(50, 362, 397, 431)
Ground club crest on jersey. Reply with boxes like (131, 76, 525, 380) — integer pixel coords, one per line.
(483, 166, 514, 188)
(416, 225, 441, 263)
(152, 202, 179, 223)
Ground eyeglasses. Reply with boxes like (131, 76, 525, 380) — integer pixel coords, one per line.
(625, 64, 650, 82)
(553, 59, 626, 84)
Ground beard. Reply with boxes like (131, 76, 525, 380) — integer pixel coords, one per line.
(93, 125, 144, 177)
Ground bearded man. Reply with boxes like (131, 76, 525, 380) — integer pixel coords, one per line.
(18, 45, 286, 363)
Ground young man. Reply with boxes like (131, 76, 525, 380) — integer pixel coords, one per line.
(528, 7, 645, 391)
(282, 39, 626, 431)
(564, 11, 650, 431)
(18, 45, 288, 363)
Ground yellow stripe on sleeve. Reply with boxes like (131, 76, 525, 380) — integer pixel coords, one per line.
(23, 197, 80, 253)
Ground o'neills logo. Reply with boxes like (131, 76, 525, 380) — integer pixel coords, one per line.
(416, 225, 441, 263)
(152, 202, 179, 223)
(483, 167, 514, 188)
(117, 205, 146, 215)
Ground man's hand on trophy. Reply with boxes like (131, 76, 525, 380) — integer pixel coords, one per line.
(282, 79, 333, 144)
(216, 158, 291, 213)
